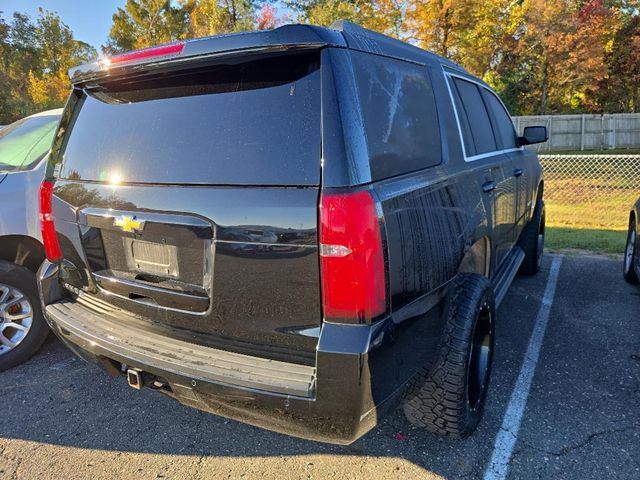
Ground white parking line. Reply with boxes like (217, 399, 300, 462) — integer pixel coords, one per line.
(484, 254, 563, 480)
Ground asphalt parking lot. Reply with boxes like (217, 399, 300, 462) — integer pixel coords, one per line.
(1, 254, 639, 479)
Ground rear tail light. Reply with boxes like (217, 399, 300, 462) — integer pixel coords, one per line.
(319, 191, 386, 323)
(39, 181, 62, 262)
(100, 42, 184, 69)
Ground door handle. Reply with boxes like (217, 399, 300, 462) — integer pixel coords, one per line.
(482, 180, 496, 193)
(514, 168, 525, 177)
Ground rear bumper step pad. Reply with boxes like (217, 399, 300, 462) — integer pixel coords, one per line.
(45, 296, 316, 398)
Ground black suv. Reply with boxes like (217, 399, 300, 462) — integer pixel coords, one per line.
(38, 21, 547, 444)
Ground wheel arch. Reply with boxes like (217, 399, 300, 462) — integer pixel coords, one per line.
(0, 235, 45, 274)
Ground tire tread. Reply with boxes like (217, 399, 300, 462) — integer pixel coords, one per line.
(624, 218, 640, 285)
(402, 273, 495, 438)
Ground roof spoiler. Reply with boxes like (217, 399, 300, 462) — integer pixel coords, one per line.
(68, 21, 465, 85)
(69, 24, 346, 85)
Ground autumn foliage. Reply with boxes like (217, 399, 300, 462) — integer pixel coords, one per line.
(1, 0, 639, 124)
(0, 9, 96, 124)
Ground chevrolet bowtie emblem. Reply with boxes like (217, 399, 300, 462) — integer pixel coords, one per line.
(113, 215, 145, 233)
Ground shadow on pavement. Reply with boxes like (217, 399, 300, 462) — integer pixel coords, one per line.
(1, 255, 638, 479)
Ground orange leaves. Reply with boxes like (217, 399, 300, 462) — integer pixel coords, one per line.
(402, 0, 625, 114)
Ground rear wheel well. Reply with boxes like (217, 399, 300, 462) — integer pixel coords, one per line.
(0, 235, 45, 274)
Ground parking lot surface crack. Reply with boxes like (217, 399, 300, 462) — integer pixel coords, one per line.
(186, 414, 206, 479)
(519, 425, 640, 457)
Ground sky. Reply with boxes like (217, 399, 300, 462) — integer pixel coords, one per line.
(1, 0, 125, 51)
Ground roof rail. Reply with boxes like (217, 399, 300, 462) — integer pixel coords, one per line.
(329, 20, 465, 71)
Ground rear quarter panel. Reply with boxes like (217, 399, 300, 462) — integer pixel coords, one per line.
(326, 55, 491, 405)
(0, 160, 45, 241)
(371, 62, 490, 318)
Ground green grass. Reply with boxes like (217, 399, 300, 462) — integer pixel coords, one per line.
(534, 155, 637, 254)
(546, 195, 633, 230)
(546, 226, 627, 254)
(540, 156, 637, 232)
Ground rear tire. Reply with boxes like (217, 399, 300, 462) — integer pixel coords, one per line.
(624, 217, 639, 285)
(402, 273, 495, 438)
(0, 261, 49, 371)
(518, 199, 545, 276)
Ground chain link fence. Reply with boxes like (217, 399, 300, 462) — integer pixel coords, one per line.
(540, 154, 640, 230)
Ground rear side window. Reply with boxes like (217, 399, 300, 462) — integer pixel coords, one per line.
(60, 52, 321, 185)
(448, 83, 475, 157)
(0, 114, 59, 172)
(450, 77, 497, 156)
(483, 90, 518, 149)
(351, 51, 441, 180)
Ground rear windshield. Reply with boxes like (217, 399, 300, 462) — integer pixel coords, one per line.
(0, 114, 60, 173)
(60, 52, 321, 185)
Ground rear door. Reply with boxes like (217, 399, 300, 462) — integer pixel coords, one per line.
(51, 51, 324, 365)
(447, 74, 517, 269)
(481, 88, 531, 238)
(508, 147, 539, 234)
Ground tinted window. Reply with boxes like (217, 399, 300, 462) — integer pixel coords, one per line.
(449, 82, 475, 156)
(0, 114, 59, 172)
(451, 77, 496, 156)
(484, 90, 518, 149)
(60, 52, 321, 185)
(352, 51, 441, 180)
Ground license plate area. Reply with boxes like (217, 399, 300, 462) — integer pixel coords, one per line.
(79, 208, 213, 312)
(124, 238, 179, 278)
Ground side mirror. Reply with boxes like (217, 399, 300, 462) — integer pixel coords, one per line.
(519, 126, 548, 145)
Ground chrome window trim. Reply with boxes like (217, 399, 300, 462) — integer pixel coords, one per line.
(442, 68, 523, 162)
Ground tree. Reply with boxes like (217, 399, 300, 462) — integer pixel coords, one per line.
(0, 13, 14, 122)
(405, 0, 521, 74)
(301, 0, 360, 27)
(461, 0, 525, 78)
(600, 15, 640, 112)
(403, 0, 629, 115)
(286, 0, 404, 38)
(508, 0, 619, 114)
(0, 10, 96, 123)
(27, 9, 97, 110)
(2, 0, 640, 124)
(256, 4, 285, 30)
(405, 0, 465, 58)
(0, 13, 41, 121)
(6, 12, 40, 78)
(185, 0, 259, 37)
(37, 9, 75, 75)
(105, 0, 189, 53)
